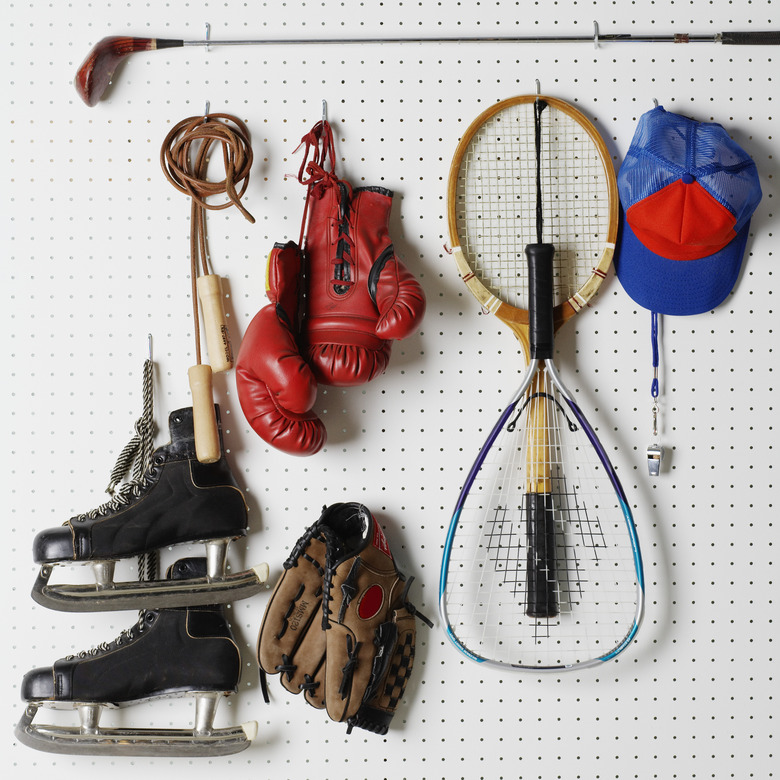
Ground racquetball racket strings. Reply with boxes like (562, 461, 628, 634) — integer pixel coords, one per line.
(440, 94, 645, 670)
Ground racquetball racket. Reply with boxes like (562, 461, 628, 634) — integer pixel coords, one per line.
(439, 93, 644, 670)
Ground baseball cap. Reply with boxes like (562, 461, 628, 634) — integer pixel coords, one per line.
(615, 106, 762, 315)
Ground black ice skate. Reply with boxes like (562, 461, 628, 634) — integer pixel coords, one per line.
(17, 558, 257, 757)
(31, 405, 269, 612)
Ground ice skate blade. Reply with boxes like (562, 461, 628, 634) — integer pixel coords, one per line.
(15, 705, 257, 757)
(32, 562, 270, 612)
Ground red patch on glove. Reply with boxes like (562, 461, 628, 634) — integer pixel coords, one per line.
(358, 584, 385, 620)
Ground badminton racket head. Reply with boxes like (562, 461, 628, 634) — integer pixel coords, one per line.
(447, 95, 619, 357)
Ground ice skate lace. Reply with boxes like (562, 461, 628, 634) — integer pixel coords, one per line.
(65, 611, 155, 659)
(72, 356, 156, 523)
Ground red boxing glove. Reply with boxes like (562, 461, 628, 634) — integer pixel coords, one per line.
(236, 242, 326, 456)
(303, 181, 426, 387)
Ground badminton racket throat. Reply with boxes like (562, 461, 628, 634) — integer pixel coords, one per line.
(523, 367, 553, 493)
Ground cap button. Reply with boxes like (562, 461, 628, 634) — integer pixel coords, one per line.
(682, 173, 695, 184)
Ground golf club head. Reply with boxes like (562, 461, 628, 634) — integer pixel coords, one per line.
(74, 36, 182, 106)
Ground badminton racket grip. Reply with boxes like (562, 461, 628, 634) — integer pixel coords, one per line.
(721, 31, 780, 45)
(197, 274, 234, 373)
(526, 243, 556, 360)
(188, 364, 221, 464)
(525, 492, 558, 619)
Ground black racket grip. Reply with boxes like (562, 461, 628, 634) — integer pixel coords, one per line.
(721, 30, 780, 45)
(526, 243, 556, 360)
(525, 492, 558, 619)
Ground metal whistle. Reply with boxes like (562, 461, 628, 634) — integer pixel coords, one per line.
(646, 443, 664, 477)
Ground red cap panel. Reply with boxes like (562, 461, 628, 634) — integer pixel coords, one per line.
(626, 179, 738, 261)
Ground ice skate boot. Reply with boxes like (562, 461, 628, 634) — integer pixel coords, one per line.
(31, 405, 269, 612)
(16, 557, 258, 757)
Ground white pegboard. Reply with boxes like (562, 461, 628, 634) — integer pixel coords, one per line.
(4, 1, 777, 778)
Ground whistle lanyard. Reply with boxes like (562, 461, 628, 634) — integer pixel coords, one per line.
(647, 311, 664, 477)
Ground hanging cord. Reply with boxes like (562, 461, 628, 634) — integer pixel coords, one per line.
(75, 354, 156, 518)
(293, 119, 339, 249)
(645, 310, 665, 476)
(295, 119, 337, 186)
(650, 310, 660, 438)
(105, 354, 155, 496)
(533, 95, 548, 244)
(74, 349, 158, 582)
(291, 119, 357, 296)
(160, 112, 255, 363)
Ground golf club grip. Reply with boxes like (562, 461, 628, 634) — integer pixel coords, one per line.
(525, 491, 558, 618)
(721, 30, 780, 45)
(197, 275, 234, 373)
(187, 364, 221, 464)
(526, 243, 556, 360)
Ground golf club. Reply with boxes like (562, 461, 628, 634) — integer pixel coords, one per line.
(74, 26, 779, 106)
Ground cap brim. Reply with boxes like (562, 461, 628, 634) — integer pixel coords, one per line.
(615, 213, 750, 315)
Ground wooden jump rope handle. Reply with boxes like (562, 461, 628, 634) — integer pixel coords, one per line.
(188, 364, 221, 464)
(197, 274, 234, 374)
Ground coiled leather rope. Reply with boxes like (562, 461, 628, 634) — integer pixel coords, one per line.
(160, 112, 255, 363)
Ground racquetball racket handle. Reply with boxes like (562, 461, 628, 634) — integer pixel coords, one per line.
(721, 30, 780, 45)
(526, 243, 556, 360)
(525, 492, 558, 618)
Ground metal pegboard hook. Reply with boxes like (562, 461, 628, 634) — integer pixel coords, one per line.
(205, 22, 211, 53)
(593, 20, 600, 49)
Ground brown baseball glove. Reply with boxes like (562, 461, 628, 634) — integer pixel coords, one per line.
(257, 502, 432, 734)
